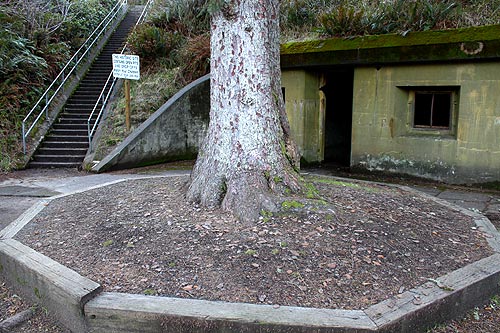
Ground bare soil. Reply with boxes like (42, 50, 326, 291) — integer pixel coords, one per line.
(15, 175, 493, 311)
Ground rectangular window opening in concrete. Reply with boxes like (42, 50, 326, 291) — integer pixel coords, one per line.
(414, 91, 452, 129)
(398, 86, 460, 138)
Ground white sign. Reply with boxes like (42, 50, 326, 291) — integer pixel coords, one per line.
(112, 54, 140, 80)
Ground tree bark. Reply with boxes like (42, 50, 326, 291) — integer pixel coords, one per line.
(186, 0, 302, 222)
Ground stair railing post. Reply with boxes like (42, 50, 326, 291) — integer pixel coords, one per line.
(88, 119, 92, 151)
(22, 122, 26, 155)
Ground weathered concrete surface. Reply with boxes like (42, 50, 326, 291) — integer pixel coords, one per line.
(350, 63, 500, 184)
(92, 75, 210, 172)
(0, 185, 59, 197)
(0, 197, 40, 231)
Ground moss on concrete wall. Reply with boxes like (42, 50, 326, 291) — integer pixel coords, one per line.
(281, 25, 500, 68)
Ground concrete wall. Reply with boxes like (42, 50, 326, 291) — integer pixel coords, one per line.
(93, 74, 210, 172)
(281, 70, 323, 163)
(351, 63, 500, 183)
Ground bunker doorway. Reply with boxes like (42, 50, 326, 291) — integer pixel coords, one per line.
(320, 69, 354, 166)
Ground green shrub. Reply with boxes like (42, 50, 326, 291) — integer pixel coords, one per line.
(61, 0, 116, 47)
(149, 0, 210, 37)
(127, 25, 182, 65)
(319, 3, 369, 37)
(318, 0, 459, 37)
(178, 33, 210, 83)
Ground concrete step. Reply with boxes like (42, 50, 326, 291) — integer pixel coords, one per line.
(32, 154, 86, 163)
(42, 141, 89, 149)
(66, 98, 102, 105)
(29, 161, 82, 168)
(52, 123, 89, 130)
(65, 102, 103, 109)
(44, 135, 88, 142)
(59, 113, 97, 119)
(50, 129, 89, 136)
(37, 147, 88, 156)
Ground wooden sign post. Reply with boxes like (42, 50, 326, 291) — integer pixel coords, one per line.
(112, 54, 140, 131)
(124, 79, 131, 130)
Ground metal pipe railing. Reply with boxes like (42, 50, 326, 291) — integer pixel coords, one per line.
(87, 0, 155, 150)
(22, 0, 128, 154)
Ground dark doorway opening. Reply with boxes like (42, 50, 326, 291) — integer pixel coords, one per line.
(321, 69, 354, 166)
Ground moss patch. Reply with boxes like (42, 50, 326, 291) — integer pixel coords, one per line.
(281, 200, 305, 210)
(281, 24, 500, 54)
(310, 177, 380, 193)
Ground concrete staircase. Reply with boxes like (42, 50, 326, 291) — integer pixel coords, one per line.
(29, 9, 140, 168)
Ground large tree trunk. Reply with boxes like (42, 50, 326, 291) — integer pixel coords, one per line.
(186, 0, 302, 222)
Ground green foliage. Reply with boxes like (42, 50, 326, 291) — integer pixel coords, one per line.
(319, 3, 369, 37)
(150, 0, 210, 37)
(0, 0, 116, 171)
(281, 0, 319, 29)
(318, 0, 460, 37)
(61, 0, 116, 48)
(127, 25, 182, 64)
(0, 28, 48, 171)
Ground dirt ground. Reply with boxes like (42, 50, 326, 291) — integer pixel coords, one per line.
(1, 166, 500, 332)
(13, 175, 496, 309)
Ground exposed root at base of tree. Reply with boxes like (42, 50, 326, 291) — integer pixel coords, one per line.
(187, 166, 306, 223)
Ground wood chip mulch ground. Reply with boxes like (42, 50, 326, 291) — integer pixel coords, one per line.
(15, 175, 494, 311)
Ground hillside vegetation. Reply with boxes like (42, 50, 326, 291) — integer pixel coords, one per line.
(0, 0, 116, 171)
(3, 0, 500, 171)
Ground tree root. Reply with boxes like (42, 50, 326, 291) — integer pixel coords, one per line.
(0, 307, 35, 332)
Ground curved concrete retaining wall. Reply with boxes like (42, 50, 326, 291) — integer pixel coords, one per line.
(92, 74, 210, 172)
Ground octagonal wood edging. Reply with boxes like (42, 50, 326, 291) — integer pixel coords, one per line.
(1, 175, 499, 333)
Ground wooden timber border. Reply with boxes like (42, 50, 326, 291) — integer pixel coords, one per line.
(0, 175, 499, 333)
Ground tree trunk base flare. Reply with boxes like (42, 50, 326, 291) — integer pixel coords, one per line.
(186, 0, 304, 222)
(187, 164, 304, 223)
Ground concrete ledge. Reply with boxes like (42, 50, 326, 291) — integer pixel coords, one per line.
(85, 292, 377, 333)
(0, 238, 101, 332)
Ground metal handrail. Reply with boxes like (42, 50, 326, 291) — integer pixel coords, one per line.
(87, 0, 155, 150)
(22, 0, 128, 154)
